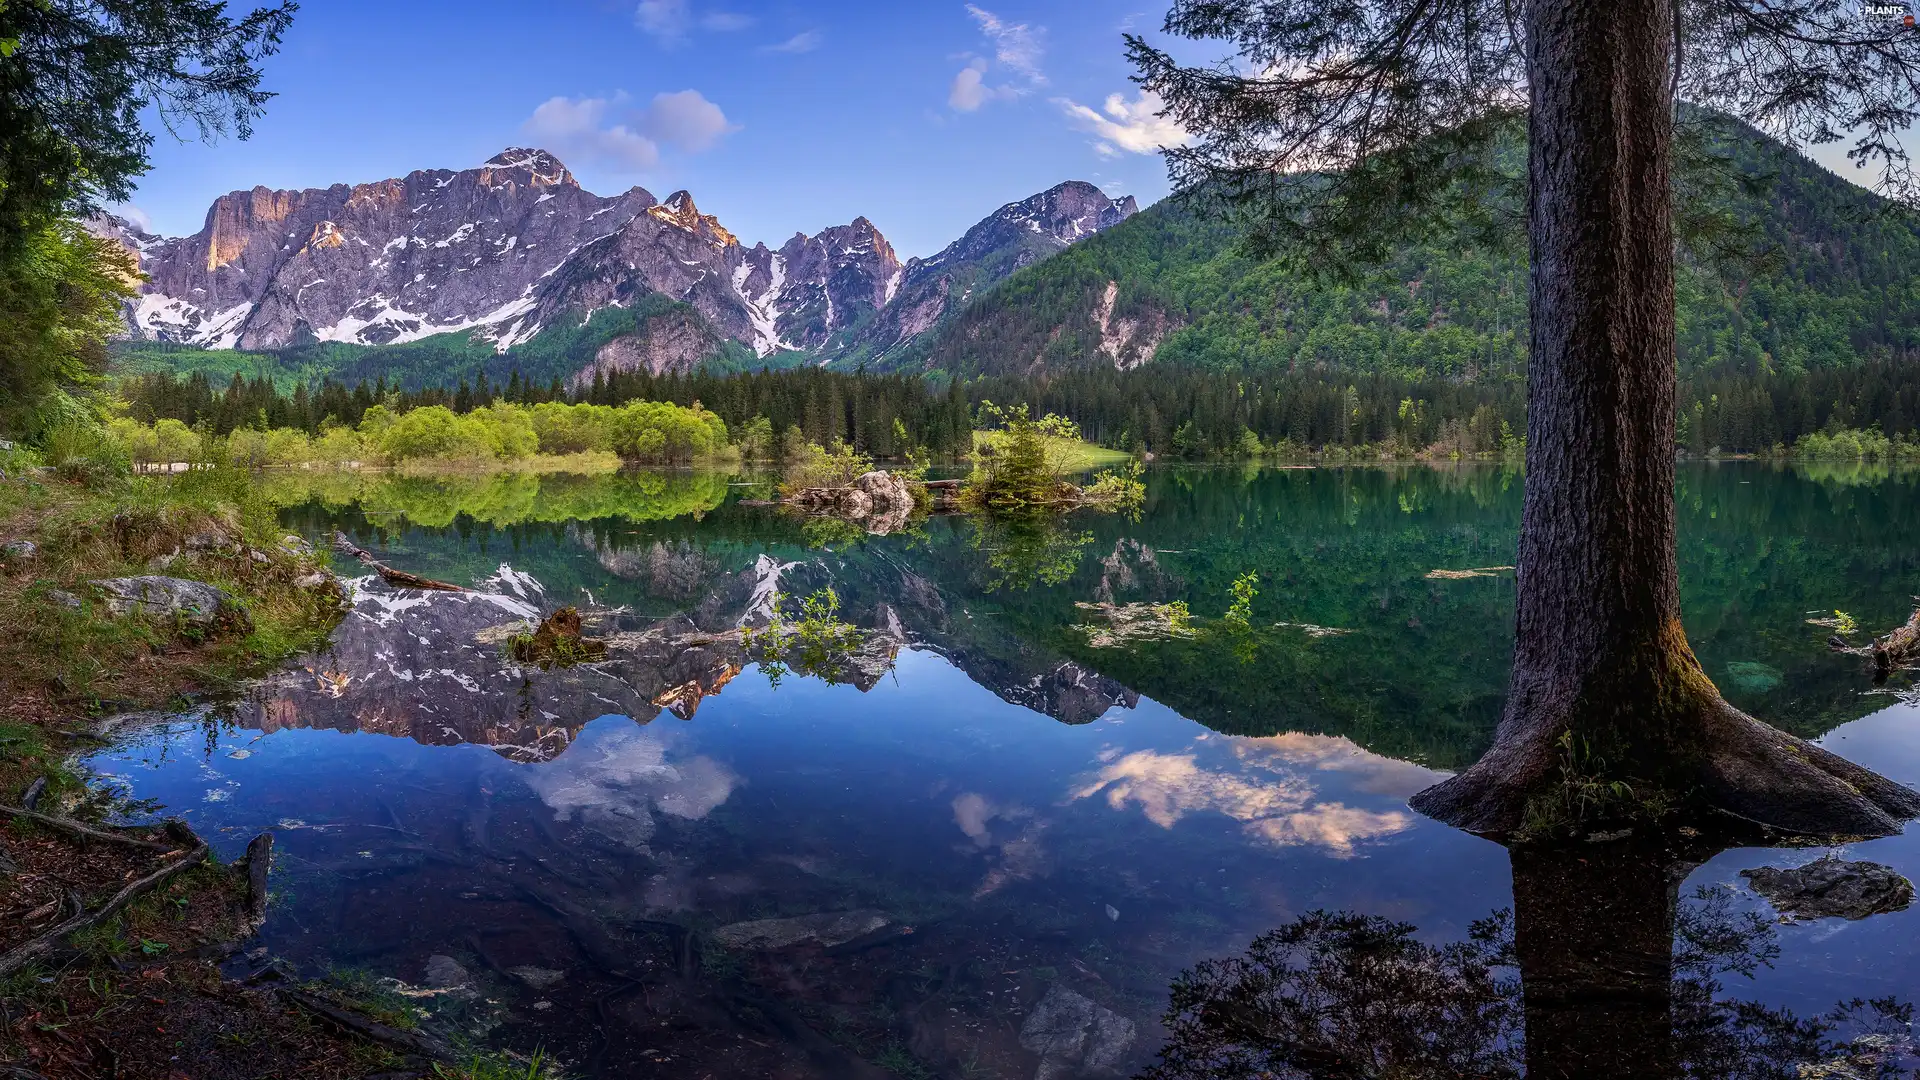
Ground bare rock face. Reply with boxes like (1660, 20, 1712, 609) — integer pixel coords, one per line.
(572, 307, 726, 386)
(105, 152, 917, 364)
(104, 157, 1134, 374)
(844, 181, 1138, 363)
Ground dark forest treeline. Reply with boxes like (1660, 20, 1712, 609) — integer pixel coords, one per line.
(121, 359, 1920, 461)
(122, 367, 976, 458)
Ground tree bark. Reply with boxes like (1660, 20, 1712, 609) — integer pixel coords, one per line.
(1409, 0, 1919, 838)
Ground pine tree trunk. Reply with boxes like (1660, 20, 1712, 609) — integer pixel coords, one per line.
(1409, 0, 1919, 838)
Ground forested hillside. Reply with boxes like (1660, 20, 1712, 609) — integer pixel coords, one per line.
(903, 121, 1920, 381)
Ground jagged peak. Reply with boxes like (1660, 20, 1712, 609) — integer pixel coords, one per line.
(481, 148, 575, 187)
(647, 190, 738, 247)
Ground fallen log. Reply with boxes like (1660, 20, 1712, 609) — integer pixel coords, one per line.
(0, 805, 174, 852)
(331, 531, 464, 592)
(0, 841, 210, 977)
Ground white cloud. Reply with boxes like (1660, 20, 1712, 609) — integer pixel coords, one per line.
(949, 56, 1020, 112)
(761, 29, 822, 54)
(637, 1, 753, 42)
(521, 90, 738, 171)
(522, 94, 660, 171)
(1056, 89, 1190, 156)
(965, 5, 1045, 84)
(635, 0, 689, 41)
(633, 89, 739, 152)
(111, 203, 155, 233)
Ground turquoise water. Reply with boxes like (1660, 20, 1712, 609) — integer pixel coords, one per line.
(86, 463, 1920, 1077)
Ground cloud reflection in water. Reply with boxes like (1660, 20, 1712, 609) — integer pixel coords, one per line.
(1072, 732, 1441, 856)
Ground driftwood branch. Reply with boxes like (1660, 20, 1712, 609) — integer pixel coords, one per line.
(0, 843, 210, 978)
(0, 805, 173, 852)
(331, 532, 464, 592)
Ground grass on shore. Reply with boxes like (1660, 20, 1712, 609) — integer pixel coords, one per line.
(0, 461, 344, 797)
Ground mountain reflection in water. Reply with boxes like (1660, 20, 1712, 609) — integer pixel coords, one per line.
(83, 464, 1920, 1079)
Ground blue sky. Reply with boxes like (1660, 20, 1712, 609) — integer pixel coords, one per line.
(123, 0, 1198, 258)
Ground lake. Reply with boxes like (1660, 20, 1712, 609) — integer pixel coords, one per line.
(83, 462, 1920, 1078)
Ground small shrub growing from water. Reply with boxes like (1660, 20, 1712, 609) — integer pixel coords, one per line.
(1224, 572, 1259, 628)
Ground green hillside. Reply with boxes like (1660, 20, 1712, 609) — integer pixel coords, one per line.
(896, 123, 1920, 381)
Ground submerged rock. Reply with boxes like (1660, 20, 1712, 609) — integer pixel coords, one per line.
(710, 910, 890, 951)
(89, 576, 251, 631)
(423, 955, 472, 990)
(1741, 858, 1914, 921)
(508, 965, 567, 990)
(1018, 984, 1136, 1079)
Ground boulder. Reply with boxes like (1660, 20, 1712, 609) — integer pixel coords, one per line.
(710, 910, 890, 951)
(89, 576, 252, 632)
(1741, 859, 1914, 921)
(853, 470, 916, 515)
(1019, 984, 1136, 1079)
(46, 589, 83, 612)
(2, 539, 37, 562)
(278, 534, 314, 557)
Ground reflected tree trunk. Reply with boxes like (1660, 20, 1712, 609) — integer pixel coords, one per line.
(1511, 838, 1691, 1080)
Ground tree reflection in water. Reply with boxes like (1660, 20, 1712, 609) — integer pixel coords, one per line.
(1145, 832, 1914, 1080)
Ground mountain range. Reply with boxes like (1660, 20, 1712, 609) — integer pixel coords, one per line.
(97, 148, 1136, 381)
(108, 121, 1920, 391)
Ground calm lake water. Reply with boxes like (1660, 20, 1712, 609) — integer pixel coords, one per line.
(85, 463, 1920, 1078)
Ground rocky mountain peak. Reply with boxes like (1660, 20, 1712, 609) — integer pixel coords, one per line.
(482, 148, 576, 188)
(647, 190, 738, 248)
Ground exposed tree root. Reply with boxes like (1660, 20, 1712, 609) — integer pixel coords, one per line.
(1410, 696, 1920, 841)
(331, 531, 464, 592)
(0, 804, 174, 852)
(0, 840, 210, 978)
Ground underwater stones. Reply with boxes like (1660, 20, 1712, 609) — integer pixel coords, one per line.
(89, 576, 251, 631)
(710, 910, 890, 951)
(1018, 984, 1136, 1079)
(1742, 859, 1914, 921)
(423, 955, 473, 991)
(508, 965, 566, 990)
(1725, 660, 1785, 694)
